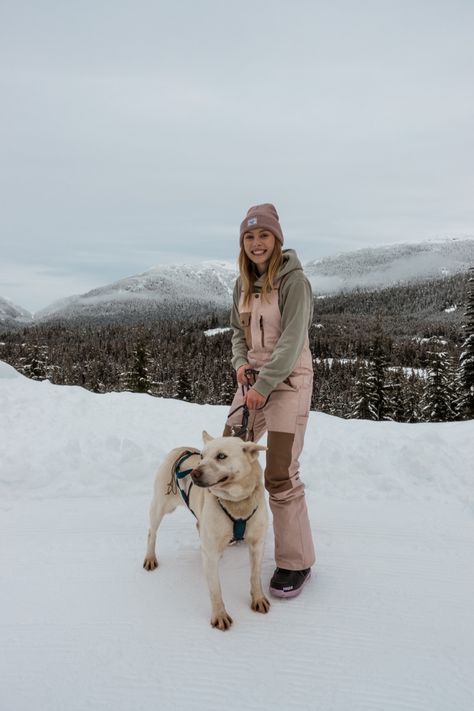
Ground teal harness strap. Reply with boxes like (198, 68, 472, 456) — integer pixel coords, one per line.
(217, 499, 258, 543)
(175, 450, 198, 519)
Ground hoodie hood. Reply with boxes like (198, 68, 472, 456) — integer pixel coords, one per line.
(253, 249, 303, 288)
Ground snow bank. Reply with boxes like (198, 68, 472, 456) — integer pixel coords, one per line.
(0, 362, 473, 506)
(0, 359, 26, 380)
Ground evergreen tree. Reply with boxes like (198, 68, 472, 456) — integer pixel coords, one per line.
(386, 369, 406, 422)
(421, 350, 456, 422)
(86, 360, 106, 393)
(457, 267, 474, 419)
(175, 366, 193, 401)
(220, 366, 237, 405)
(19, 343, 48, 380)
(351, 363, 373, 419)
(121, 342, 152, 393)
(366, 335, 390, 420)
(316, 381, 332, 414)
(404, 371, 423, 423)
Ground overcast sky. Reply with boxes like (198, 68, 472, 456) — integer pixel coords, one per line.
(1, 0, 474, 312)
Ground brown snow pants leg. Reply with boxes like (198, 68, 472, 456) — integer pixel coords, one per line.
(223, 376, 316, 570)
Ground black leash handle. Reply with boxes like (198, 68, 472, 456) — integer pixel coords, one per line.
(244, 367, 259, 386)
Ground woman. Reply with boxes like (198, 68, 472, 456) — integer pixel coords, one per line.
(223, 203, 316, 598)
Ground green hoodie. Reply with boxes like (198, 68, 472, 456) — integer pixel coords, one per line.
(230, 249, 314, 398)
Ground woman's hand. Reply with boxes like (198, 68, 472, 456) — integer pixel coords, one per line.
(236, 363, 251, 385)
(245, 388, 267, 410)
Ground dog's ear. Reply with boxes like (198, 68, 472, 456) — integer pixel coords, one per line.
(202, 430, 214, 443)
(242, 442, 267, 461)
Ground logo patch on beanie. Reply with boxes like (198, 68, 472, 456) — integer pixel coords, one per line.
(247, 217, 258, 226)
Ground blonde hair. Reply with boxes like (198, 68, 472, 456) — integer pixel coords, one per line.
(238, 240, 283, 308)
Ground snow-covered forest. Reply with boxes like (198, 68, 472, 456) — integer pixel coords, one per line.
(1, 270, 473, 422)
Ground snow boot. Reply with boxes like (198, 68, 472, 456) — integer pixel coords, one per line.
(269, 567, 311, 598)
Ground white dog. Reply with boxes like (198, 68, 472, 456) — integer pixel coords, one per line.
(143, 431, 270, 630)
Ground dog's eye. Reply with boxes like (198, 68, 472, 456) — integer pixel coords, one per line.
(216, 453, 227, 460)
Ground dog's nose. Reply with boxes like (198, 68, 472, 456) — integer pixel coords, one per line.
(191, 468, 202, 479)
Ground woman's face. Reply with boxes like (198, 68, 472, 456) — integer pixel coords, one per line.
(242, 228, 276, 274)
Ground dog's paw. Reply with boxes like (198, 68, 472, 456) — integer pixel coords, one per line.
(251, 595, 271, 613)
(143, 556, 158, 571)
(211, 612, 233, 631)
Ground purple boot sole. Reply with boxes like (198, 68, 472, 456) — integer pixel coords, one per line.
(269, 570, 312, 598)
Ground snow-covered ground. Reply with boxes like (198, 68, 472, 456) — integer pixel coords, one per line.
(1, 360, 473, 711)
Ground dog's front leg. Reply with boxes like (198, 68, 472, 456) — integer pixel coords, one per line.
(248, 539, 270, 613)
(201, 546, 233, 630)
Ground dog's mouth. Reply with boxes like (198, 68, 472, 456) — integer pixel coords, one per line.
(192, 475, 229, 488)
(212, 476, 229, 487)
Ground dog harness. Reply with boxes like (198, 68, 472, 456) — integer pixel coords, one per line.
(216, 499, 258, 544)
(174, 450, 198, 519)
(174, 450, 258, 543)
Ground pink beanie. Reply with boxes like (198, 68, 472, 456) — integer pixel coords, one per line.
(239, 203, 284, 246)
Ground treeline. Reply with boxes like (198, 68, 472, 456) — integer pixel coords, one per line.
(1, 272, 473, 422)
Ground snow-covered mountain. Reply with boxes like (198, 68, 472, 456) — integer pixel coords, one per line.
(4, 238, 474, 325)
(34, 260, 237, 323)
(305, 238, 474, 293)
(0, 295, 32, 327)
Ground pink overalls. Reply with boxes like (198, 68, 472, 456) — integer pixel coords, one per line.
(224, 283, 316, 570)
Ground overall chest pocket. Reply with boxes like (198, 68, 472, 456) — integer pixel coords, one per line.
(239, 312, 252, 349)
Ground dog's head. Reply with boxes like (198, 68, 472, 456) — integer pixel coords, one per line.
(190, 431, 266, 499)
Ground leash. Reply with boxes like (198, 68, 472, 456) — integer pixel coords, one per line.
(228, 401, 250, 438)
(228, 368, 268, 439)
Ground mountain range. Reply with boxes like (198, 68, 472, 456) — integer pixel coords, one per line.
(2, 238, 473, 327)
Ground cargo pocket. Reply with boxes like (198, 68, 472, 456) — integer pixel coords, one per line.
(239, 311, 252, 349)
(294, 414, 310, 458)
(296, 414, 309, 430)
